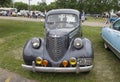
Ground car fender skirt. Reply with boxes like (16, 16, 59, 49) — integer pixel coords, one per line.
(21, 61, 93, 73)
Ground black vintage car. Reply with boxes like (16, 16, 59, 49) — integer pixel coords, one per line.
(22, 9, 94, 73)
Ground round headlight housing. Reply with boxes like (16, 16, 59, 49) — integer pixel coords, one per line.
(32, 38, 41, 49)
(73, 38, 83, 49)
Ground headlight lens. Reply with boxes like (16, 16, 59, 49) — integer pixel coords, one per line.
(32, 38, 41, 49)
(73, 38, 83, 49)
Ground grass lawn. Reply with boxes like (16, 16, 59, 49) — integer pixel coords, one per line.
(0, 19, 120, 82)
(87, 16, 105, 23)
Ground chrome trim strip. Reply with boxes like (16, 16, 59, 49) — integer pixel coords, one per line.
(21, 64, 93, 73)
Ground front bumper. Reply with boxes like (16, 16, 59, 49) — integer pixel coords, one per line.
(21, 61, 93, 73)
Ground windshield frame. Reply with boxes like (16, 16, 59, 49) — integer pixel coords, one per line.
(46, 13, 79, 29)
(47, 13, 78, 23)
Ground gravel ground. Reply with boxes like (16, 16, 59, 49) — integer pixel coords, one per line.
(0, 68, 38, 82)
(0, 16, 110, 27)
(82, 21, 110, 27)
(0, 16, 44, 22)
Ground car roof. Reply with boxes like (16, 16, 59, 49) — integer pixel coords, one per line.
(46, 9, 80, 16)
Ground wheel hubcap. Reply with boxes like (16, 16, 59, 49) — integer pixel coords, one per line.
(104, 43, 108, 49)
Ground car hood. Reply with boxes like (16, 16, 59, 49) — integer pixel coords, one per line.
(48, 28, 75, 37)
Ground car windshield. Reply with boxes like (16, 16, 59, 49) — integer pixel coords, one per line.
(113, 19, 120, 31)
(47, 14, 78, 29)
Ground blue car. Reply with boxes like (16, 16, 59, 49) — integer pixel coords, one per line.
(101, 18, 120, 59)
(109, 15, 118, 23)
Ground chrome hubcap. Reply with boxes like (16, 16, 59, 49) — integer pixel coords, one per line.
(104, 43, 108, 49)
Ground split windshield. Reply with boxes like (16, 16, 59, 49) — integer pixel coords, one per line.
(47, 14, 78, 29)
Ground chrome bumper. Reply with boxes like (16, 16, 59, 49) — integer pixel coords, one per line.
(21, 61, 93, 73)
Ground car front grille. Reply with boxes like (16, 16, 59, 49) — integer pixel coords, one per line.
(46, 36, 68, 61)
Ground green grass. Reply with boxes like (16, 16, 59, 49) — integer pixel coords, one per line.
(87, 16, 105, 23)
(0, 19, 120, 82)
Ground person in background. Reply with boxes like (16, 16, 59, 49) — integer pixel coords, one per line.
(81, 10, 85, 22)
(105, 12, 110, 24)
(32, 11, 35, 18)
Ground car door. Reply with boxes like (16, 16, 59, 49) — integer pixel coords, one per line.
(111, 19, 120, 52)
(102, 27, 113, 44)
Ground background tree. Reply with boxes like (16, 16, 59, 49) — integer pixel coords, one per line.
(31, 5, 39, 11)
(14, 2, 28, 11)
(0, 0, 119, 15)
(55, 0, 119, 14)
(0, 0, 12, 7)
(37, 2, 47, 12)
(56, 0, 66, 8)
(47, 2, 57, 11)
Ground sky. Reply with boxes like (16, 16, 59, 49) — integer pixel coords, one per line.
(13, 0, 55, 5)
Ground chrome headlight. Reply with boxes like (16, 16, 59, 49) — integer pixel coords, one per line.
(73, 38, 83, 49)
(31, 38, 41, 49)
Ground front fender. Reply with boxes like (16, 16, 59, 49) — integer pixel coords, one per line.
(23, 37, 44, 65)
(69, 38, 94, 58)
(23, 37, 94, 66)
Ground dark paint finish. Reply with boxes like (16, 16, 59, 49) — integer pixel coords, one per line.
(23, 9, 94, 70)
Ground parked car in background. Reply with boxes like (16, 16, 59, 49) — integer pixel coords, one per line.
(22, 9, 94, 73)
(109, 14, 118, 23)
(101, 18, 120, 59)
(38, 12, 45, 18)
(12, 12, 17, 17)
(0, 11, 7, 16)
(0, 8, 17, 16)
(17, 12, 22, 16)
(0, 11, 2, 16)
(18, 10, 29, 17)
(30, 11, 45, 18)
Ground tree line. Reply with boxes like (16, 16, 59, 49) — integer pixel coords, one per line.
(0, 0, 120, 14)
